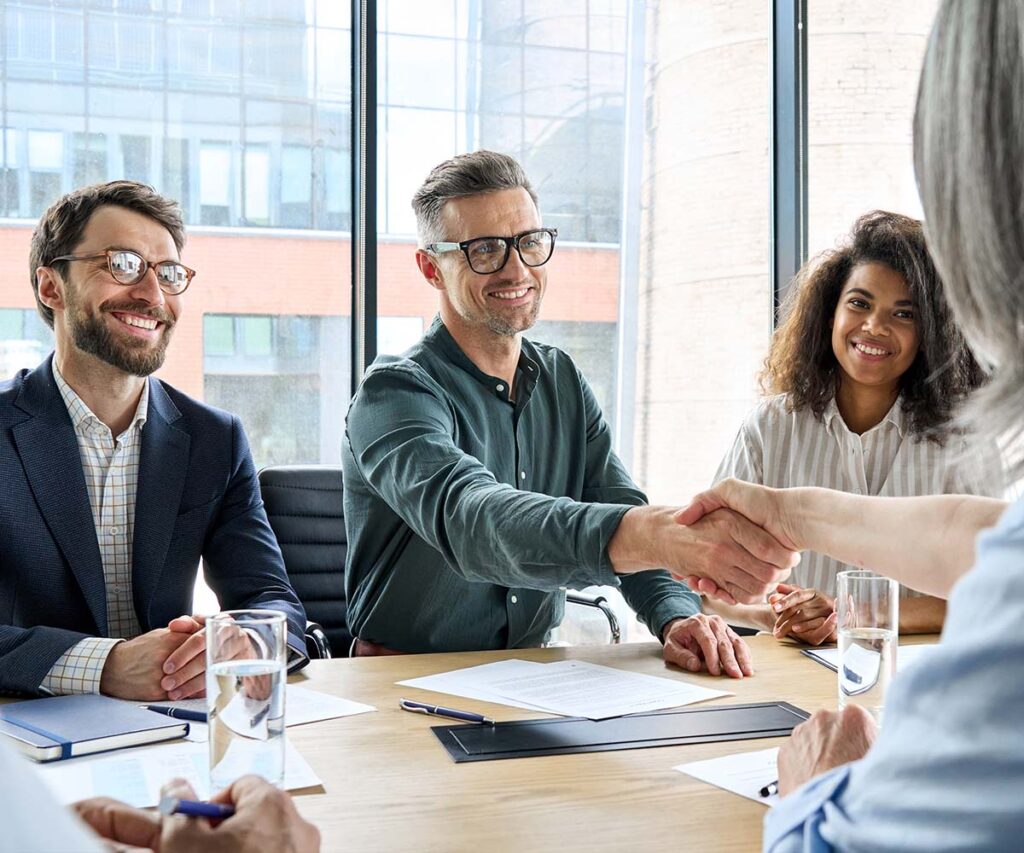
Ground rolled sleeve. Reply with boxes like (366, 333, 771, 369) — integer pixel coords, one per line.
(763, 765, 853, 852)
(39, 636, 122, 696)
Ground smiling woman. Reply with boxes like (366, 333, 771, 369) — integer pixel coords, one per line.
(702, 210, 1002, 642)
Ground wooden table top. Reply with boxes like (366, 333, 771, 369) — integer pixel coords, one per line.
(285, 634, 937, 853)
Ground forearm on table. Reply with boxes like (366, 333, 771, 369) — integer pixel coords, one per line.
(791, 490, 1007, 598)
(898, 595, 946, 635)
(702, 597, 774, 632)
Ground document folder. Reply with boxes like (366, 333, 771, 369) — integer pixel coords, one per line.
(432, 701, 809, 763)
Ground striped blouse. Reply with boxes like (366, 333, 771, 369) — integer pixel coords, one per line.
(714, 394, 1002, 597)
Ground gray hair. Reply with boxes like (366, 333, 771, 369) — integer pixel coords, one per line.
(914, 0, 1024, 484)
(411, 150, 539, 246)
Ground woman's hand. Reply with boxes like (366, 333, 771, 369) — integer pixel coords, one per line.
(770, 583, 837, 645)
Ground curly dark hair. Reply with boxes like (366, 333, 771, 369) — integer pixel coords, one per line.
(762, 210, 985, 442)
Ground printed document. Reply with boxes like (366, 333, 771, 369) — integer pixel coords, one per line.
(674, 747, 780, 806)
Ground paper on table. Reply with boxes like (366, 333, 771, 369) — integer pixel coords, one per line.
(35, 739, 320, 808)
(397, 659, 559, 713)
(802, 643, 936, 673)
(139, 685, 376, 743)
(674, 747, 780, 807)
(399, 659, 730, 720)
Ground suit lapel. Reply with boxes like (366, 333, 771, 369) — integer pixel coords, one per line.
(11, 357, 108, 634)
(132, 379, 190, 630)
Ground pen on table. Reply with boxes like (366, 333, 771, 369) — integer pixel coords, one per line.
(146, 705, 208, 723)
(399, 698, 495, 726)
(159, 796, 235, 819)
(759, 779, 779, 798)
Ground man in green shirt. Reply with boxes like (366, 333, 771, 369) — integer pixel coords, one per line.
(342, 150, 798, 677)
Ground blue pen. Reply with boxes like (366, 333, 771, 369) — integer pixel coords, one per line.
(399, 698, 495, 725)
(146, 705, 208, 723)
(159, 796, 235, 819)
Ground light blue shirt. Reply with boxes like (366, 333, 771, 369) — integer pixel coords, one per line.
(764, 495, 1024, 851)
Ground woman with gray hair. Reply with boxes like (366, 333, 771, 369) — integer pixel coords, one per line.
(675, 1, 1024, 849)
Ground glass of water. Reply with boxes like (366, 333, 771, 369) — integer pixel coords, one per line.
(836, 571, 899, 723)
(206, 609, 287, 792)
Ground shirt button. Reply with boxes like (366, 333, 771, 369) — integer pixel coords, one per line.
(520, 471, 526, 480)
(496, 384, 505, 393)
(109, 526, 120, 536)
(510, 595, 518, 604)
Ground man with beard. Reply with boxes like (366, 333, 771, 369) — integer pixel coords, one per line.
(0, 180, 307, 699)
(342, 151, 797, 674)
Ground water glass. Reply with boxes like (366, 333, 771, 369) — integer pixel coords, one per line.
(836, 571, 899, 723)
(206, 609, 287, 792)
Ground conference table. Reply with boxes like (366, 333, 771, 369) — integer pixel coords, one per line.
(285, 634, 937, 852)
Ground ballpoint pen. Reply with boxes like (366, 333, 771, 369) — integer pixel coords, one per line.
(759, 779, 779, 798)
(146, 705, 208, 723)
(159, 796, 235, 819)
(399, 698, 495, 725)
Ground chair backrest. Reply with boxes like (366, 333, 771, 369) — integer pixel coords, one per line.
(258, 465, 352, 656)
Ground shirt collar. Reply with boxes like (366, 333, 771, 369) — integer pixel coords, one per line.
(824, 394, 906, 439)
(424, 315, 541, 402)
(52, 360, 149, 438)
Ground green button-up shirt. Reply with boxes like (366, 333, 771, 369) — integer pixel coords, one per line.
(342, 317, 699, 652)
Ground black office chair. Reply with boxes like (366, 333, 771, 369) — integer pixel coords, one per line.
(258, 465, 351, 659)
(258, 464, 622, 656)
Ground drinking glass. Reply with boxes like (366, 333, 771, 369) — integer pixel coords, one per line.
(836, 571, 899, 723)
(206, 609, 287, 792)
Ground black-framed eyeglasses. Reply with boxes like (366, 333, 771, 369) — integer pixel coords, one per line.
(426, 227, 557, 275)
(48, 249, 196, 295)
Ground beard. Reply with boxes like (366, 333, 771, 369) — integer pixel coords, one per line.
(65, 295, 175, 377)
(482, 295, 542, 337)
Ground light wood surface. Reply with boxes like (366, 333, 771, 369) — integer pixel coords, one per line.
(285, 635, 936, 853)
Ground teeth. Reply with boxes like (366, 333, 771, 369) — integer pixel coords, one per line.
(121, 315, 158, 330)
(491, 288, 528, 300)
(855, 343, 888, 356)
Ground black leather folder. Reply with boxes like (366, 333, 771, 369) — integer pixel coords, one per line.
(432, 701, 810, 763)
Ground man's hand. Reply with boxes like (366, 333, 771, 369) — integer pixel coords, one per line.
(662, 614, 754, 678)
(770, 583, 837, 645)
(676, 479, 806, 605)
(161, 615, 209, 700)
(778, 705, 877, 796)
(100, 628, 199, 701)
(75, 776, 320, 853)
(610, 504, 799, 605)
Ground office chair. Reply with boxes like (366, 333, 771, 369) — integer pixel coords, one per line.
(258, 464, 622, 656)
(258, 465, 350, 659)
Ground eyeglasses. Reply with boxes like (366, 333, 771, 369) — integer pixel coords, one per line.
(426, 227, 557, 275)
(48, 249, 196, 295)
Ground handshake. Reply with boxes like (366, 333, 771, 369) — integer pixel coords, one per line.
(610, 478, 805, 604)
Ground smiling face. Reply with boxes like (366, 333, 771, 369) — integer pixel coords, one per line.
(830, 261, 920, 395)
(46, 205, 181, 377)
(423, 187, 547, 340)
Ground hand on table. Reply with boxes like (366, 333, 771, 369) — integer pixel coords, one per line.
(74, 776, 320, 853)
(100, 626, 201, 701)
(662, 614, 754, 679)
(778, 705, 877, 796)
(770, 583, 837, 646)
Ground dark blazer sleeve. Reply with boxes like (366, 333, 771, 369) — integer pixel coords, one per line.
(0, 627, 91, 696)
(200, 416, 308, 668)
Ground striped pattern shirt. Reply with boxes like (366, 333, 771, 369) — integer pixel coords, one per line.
(40, 364, 149, 695)
(714, 394, 1002, 598)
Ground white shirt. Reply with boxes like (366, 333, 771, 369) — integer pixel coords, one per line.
(40, 363, 149, 695)
(714, 394, 1002, 596)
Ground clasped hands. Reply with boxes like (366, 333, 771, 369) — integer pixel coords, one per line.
(100, 615, 257, 702)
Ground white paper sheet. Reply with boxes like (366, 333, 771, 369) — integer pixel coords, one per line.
(802, 642, 936, 674)
(138, 685, 376, 743)
(35, 739, 321, 808)
(674, 747, 780, 806)
(399, 658, 730, 720)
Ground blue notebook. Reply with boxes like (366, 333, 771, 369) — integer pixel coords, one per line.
(0, 695, 188, 762)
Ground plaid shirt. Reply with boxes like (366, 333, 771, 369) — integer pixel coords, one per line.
(40, 364, 149, 695)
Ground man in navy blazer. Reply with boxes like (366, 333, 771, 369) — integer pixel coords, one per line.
(0, 180, 307, 699)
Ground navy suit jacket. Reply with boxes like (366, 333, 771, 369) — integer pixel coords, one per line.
(0, 356, 307, 695)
